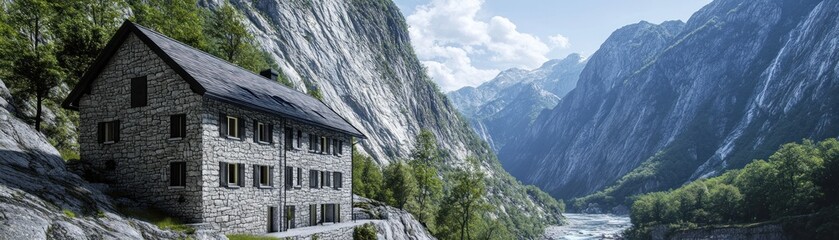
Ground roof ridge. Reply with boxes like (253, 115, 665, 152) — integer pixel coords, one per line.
(130, 21, 304, 96)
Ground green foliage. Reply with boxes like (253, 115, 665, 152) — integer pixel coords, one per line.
(63, 209, 76, 218)
(382, 161, 417, 209)
(352, 147, 383, 200)
(407, 129, 443, 230)
(205, 3, 275, 72)
(353, 223, 377, 240)
(307, 85, 323, 101)
(435, 156, 489, 240)
(626, 138, 839, 239)
(129, 0, 208, 50)
(120, 207, 195, 233)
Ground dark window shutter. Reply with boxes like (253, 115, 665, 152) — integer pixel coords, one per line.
(238, 163, 245, 187)
(334, 172, 341, 189)
(336, 204, 341, 222)
(170, 163, 177, 186)
(112, 120, 120, 142)
(253, 120, 259, 142)
(284, 128, 293, 149)
(239, 118, 246, 141)
(220, 162, 228, 187)
(219, 114, 227, 137)
(170, 115, 177, 138)
(285, 167, 292, 187)
(130, 76, 147, 108)
(296, 130, 302, 148)
(297, 168, 302, 187)
(97, 122, 105, 143)
(269, 166, 275, 187)
(268, 124, 274, 143)
(254, 165, 260, 187)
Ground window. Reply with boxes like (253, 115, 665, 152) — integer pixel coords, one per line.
(319, 137, 328, 154)
(97, 120, 120, 143)
(309, 170, 319, 188)
(308, 134, 318, 151)
(284, 205, 296, 230)
(219, 162, 244, 187)
(169, 162, 186, 187)
(284, 128, 293, 150)
(333, 172, 342, 190)
(296, 130, 302, 148)
(309, 204, 318, 225)
(254, 165, 272, 187)
(320, 204, 339, 223)
(130, 76, 147, 108)
(324, 171, 332, 188)
(285, 167, 294, 187)
(297, 130, 303, 149)
(170, 114, 186, 138)
(254, 121, 271, 143)
(219, 114, 244, 140)
(332, 139, 342, 156)
(227, 116, 239, 138)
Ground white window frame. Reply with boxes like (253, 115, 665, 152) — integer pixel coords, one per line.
(257, 122, 268, 143)
(228, 163, 239, 186)
(259, 165, 270, 187)
(227, 116, 239, 138)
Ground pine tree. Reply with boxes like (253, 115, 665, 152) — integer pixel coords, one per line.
(408, 130, 443, 228)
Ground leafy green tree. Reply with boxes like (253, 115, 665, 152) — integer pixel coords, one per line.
(51, 0, 124, 86)
(5, 0, 64, 132)
(770, 141, 823, 217)
(129, 0, 208, 50)
(408, 130, 443, 228)
(204, 3, 273, 72)
(352, 147, 383, 200)
(816, 138, 839, 206)
(436, 157, 487, 240)
(382, 161, 417, 209)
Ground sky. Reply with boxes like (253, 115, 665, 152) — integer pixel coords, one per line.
(393, 0, 712, 92)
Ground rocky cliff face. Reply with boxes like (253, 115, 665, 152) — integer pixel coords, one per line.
(199, 0, 563, 236)
(0, 80, 224, 240)
(501, 0, 839, 202)
(448, 54, 586, 152)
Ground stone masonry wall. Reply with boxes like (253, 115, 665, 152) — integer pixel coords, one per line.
(282, 121, 353, 229)
(201, 98, 283, 234)
(78, 33, 205, 221)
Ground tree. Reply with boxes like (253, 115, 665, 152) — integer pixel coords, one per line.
(352, 148, 383, 201)
(408, 130, 443, 228)
(129, 0, 207, 50)
(5, 0, 63, 132)
(382, 161, 417, 209)
(770, 141, 823, 217)
(436, 157, 487, 240)
(816, 138, 839, 206)
(52, 0, 124, 86)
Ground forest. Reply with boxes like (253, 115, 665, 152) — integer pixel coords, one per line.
(626, 138, 839, 239)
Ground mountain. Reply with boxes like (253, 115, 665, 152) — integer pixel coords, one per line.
(448, 54, 586, 151)
(500, 0, 839, 206)
(198, 0, 563, 236)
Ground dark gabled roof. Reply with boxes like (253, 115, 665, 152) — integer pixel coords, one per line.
(63, 21, 365, 138)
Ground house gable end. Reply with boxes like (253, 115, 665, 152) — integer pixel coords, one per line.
(62, 20, 205, 110)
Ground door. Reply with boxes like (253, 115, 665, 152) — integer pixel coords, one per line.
(268, 207, 278, 232)
(284, 206, 296, 230)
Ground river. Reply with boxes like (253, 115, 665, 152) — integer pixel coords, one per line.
(542, 213, 631, 240)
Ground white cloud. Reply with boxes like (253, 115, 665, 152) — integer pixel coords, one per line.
(405, 0, 568, 92)
(549, 34, 571, 49)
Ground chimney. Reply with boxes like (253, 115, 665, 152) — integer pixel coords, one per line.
(260, 69, 278, 81)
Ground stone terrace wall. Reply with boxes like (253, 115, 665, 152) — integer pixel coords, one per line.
(78, 33, 204, 222)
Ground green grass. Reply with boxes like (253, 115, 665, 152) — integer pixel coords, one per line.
(63, 209, 76, 218)
(119, 207, 195, 234)
(226, 234, 280, 240)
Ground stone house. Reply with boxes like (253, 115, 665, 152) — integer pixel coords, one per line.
(62, 21, 364, 234)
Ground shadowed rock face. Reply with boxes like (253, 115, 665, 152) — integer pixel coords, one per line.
(448, 54, 587, 153)
(0, 79, 223, 240)
(501, 0, 839, 200)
